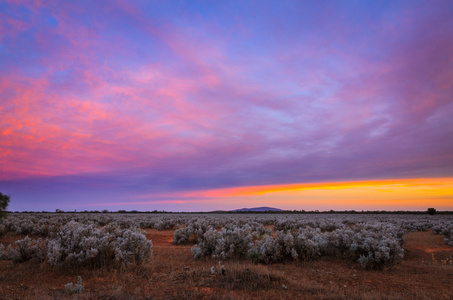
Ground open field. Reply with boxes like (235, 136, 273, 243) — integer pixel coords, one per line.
(1, 213, 452, 299)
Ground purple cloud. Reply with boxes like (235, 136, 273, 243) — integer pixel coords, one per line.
(1, 0, 452, 211)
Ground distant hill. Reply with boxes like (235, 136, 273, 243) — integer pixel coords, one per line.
(231, 207, 283, 212)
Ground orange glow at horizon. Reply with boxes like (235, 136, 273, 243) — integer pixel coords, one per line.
(185, 177, 451, 197)
(177, 177, 453, 210)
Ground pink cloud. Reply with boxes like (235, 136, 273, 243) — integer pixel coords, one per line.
(1, 0, 452, 212)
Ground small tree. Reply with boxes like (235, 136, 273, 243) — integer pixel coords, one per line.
(0, 192, 11, 219)
(427, 208, 437, 215)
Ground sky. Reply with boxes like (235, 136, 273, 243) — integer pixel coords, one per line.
(1, 0, 453, 212)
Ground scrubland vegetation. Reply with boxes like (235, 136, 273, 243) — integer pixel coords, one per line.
(1, 212, 452, 299)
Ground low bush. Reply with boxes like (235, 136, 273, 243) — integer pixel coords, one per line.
(65, 276, 84, 294)
(192, 223, 404, 269)
(2, 236, 45, 263)
(433, 223, 453, 246)
(173, 226, 194, 245)
(0, 221, 152, 269)
(192, 225, 254, 260)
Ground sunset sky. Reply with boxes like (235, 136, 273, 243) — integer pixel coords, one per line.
(1, 0, 452, 212)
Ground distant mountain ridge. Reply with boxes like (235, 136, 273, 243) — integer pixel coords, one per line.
(231, 206, 283, 212)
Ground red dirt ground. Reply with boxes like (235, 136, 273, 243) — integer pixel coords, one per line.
(1, 229, 452, 299)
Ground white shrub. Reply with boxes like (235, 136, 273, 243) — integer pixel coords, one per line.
(173, 226, 194, 245)
(191, 225, 254, 260)
(0, 221, 152, 269)
(6, 235, 45, 263)
(65, 276, 84, 294)
(248, 236, 283, 263)
(46, 221, 152, 268)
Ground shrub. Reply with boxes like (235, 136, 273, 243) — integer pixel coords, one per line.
(192, 221, 405, 269)
(248, 236, 283, 263)
(192, 225, 254, 260)
(6, 236, 45, 263)
(65, 276, 84, 294)
(0, 221, 152, 269)
(427, 208, 437, 215)
(155, 218, 180, 230)
(0, 192, 10, 219)
(173, 226, 194, 245)
(356, 236, 404, 270)
(349, 227, 404, 270)
(0, 244, 6, 260)
(46, 221, 152, 269)
(114, 229, 153, 267)
(293, 228, 326, 260)
(433, 223, 453, 246)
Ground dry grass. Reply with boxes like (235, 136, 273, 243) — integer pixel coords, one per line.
(1, 229, 452, 299)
